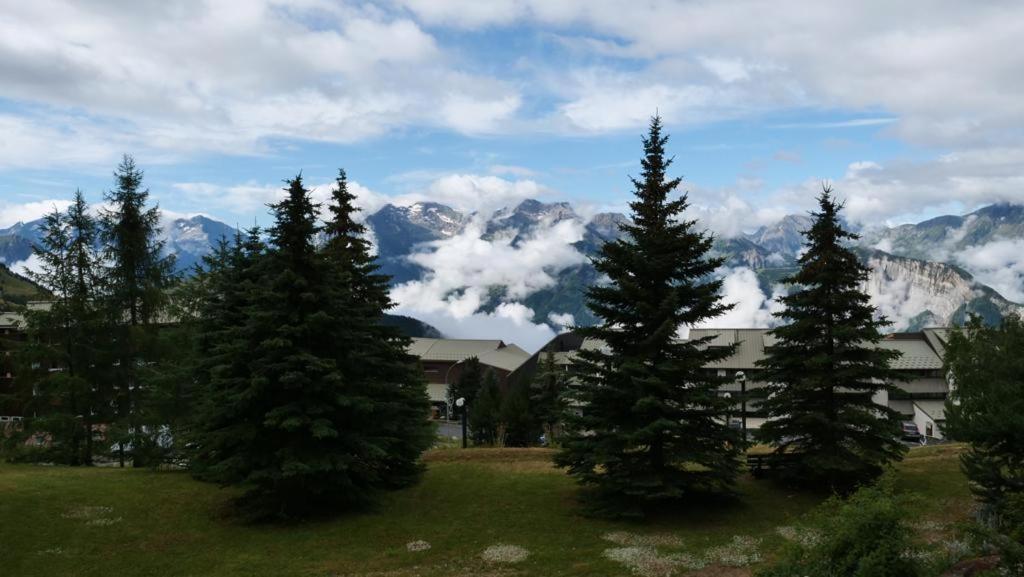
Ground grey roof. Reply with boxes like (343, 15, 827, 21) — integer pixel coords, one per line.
(878, 338, 944, 370)
(408, 338, 530, 372)
(574, 327, 947, 371)
(0, 312, 24, 328)
(477, 345, 532, 372)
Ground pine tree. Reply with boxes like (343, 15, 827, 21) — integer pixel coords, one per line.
(756, 187, 905, 490)
(194, 174, 428, 519)
(500, 380, 534, 447)
(190, 229, 266, 485)
(449, 356, 483, 415)
(470, 369, 502, 446)
(944, 314, 1024, 516)
(321, 168, 432, 490)
(530, 350, 567, 445)
(18, 193, 111, 465)
(555, 116, 742, 513)
(100, 155, 176, 466)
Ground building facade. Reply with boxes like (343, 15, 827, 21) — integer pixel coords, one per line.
(524, 328, 952, 440)
(406, 337, 531, 419)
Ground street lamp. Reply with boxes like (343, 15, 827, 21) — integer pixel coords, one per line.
(723, 392, 732, 429)
(443, 358, 466, 420)
(455, 397, 467, 449)
(735, 371, 747, 441)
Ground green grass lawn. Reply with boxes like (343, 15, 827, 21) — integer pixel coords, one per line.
(1, 445, 972, 577)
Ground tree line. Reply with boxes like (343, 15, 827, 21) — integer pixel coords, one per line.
(3, 160, 433, 519)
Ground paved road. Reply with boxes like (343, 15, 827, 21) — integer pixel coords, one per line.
(436, 420, 463, 440)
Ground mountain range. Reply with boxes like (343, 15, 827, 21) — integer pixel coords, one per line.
(2, 200, 1022, 334)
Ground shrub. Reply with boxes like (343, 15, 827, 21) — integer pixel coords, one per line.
(757, 479, 928, 577)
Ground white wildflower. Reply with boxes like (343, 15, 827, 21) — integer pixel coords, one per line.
(775, 525, 822, 548)
(406, 540, 431, 552)
(481, 544, 530, 563)
(705, 535, 762, 567)
(603, 531, 684, 548)
(86, 517, 122, 527)
(61, 506, 114, 520)
(604, 547, 684, 577)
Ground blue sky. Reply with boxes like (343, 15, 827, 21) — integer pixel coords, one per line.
(2, 1, 1024, 349)
(2, 0, 1022, 232)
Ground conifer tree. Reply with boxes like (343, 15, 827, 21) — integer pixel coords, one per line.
(530, 350, 567, 445)
(757, 187, 905, 490)
(19, 193, 111, 465)
(944, 314, 1024, 515)
(100, 155, 176, 466)
(470, 369, 502, 445)
(500, 380, 534, 447)
(321, 168, 432, 490)
(449, 356, 483, 414)
(555, 116, 742, 513)
(189, 229, 266, 485)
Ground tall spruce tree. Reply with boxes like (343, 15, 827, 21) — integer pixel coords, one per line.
(756, 188, 904, 490)
(555, 116, 742, 514)
(100, 155, 176, 466)
(189, 228, 266, 485)
(321, 168, 432, 490)
(19, 193, 111, 465)
(189, 229, 266, 485)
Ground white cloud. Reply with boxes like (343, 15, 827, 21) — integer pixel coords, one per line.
(770, 151, 1024, 226)
(389, 214, 587, 351)
(0, 199, 73, 229)
(547, 311, 575, 332)
(7, 253, 44, 277)
(0, 0, 521, 167)
(696, 267, 781, 328)
(954, 239, 1024, 303)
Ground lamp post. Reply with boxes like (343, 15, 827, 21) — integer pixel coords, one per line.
(735, 371, 747, 441)
(443, 358, 466, 420)
(455, 397, 467, 448)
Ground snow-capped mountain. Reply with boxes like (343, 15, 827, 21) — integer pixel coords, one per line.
(0, 214, 237, 274)
(4, 199, 1022, 333)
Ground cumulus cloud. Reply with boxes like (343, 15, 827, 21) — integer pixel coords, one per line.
(954, 239, 1024, 303)
(0, 1, 521, 167)
(398, 0, 1024, 147)
(7, 253, 44, 277)
(696, 267, 782, 328)
(0, 199, 73, 229)
(389, 214, 587, 351)
(772, 152, 1024, 226)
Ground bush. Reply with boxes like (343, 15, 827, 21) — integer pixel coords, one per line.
(757, 479, 929, 577)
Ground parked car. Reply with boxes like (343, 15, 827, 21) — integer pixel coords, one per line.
(901, 421, 926, 445)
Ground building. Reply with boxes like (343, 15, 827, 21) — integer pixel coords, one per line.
(0, 311, 25, 420)
(407, 337, 531, 419)
(523, 328, 951, 440)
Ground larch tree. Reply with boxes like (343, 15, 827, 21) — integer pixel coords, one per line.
(100, 155, 176, 466)
(555, 116, 742, 515)
(19, 192, 111, 465)
(756, 187, 905, 491)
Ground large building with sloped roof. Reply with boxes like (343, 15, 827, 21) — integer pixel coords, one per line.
(407, 337, 532, 419)
(524, 328, 952, 440)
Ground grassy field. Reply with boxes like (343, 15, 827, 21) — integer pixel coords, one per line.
(2, 445, 972, 577)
